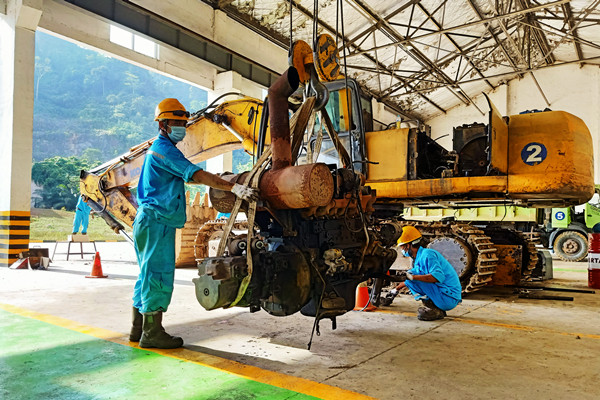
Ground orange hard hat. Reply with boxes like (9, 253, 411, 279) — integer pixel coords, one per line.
(397, 225, 422, 245)
(154, 98, 190, 121)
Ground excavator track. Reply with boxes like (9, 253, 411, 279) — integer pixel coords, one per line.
(407, 222, 499, 293)
(516, 230, 539, 281)
(483, 226, 539, 282)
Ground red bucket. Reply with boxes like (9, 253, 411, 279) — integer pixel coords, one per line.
(589, 269, 600, 289)
(588, 233, 600, 289)
(590, 233, 600, 253)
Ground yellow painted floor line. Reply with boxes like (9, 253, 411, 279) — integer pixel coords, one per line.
(375, 308, 600, 340)
(0, 303, 374, 400)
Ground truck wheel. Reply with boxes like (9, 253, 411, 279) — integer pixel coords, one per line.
(554, 231, 588, 262)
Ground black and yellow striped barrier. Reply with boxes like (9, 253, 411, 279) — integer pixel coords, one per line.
(0, 211, 30, 267)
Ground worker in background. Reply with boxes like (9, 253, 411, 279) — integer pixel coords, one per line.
(130, 98, 259, 349)
(216, 212, 231, 219)
(389, 226, 462, 320)
(72, 194, 92, 235)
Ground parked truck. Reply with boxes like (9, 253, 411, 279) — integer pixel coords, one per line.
(548, 198, 600, 261)
(404, 196, 600, 263)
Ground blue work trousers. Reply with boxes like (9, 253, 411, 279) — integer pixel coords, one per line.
(72, 210, 89, 234)
(132, 211, 176, 313)
(405, 280, 461, 311)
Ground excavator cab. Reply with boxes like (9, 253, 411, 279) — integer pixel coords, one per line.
(302, 79, 370, 178)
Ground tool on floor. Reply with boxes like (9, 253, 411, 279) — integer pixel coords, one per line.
(381, 289, 398, 306)
(9, 248, 50, 270)
(516, 289, 573, 301)
(86, 252, 108, 278)
(516, 285, 595, 294)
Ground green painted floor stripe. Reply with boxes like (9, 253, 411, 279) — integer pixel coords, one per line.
(0, 309, 317, 400)
(552, 268, 588, 272)
(0, 304, 374, 400)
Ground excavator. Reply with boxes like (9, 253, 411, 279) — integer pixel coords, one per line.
(80, 35, 594, 335)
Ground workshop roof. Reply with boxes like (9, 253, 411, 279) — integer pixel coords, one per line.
(205, 0, 600, 121)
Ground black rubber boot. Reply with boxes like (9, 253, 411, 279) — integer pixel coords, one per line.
(129, 307, 143, 342)
(417, 299, 446, 321)
(139, 312, 184, 349)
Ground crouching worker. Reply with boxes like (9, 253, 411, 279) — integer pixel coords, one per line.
(129, 98, 259, 349)
(391, 226, 462, 321)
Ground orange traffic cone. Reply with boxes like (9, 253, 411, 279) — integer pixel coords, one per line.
(86, 252, 108, 278)
(353, 281, 377, 311)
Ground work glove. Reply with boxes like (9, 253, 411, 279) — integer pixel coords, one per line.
(231, 183, 260, 202)
(390, 288, 398, 296)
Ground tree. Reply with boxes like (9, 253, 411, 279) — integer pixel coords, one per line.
(34, 56, 52, 101)
(86, 65, 109, 96)
(31, 156, 97, 210)
(82, 148, 103, 164)
(233, 149, 253, 173)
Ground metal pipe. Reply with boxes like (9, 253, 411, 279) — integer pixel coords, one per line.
(268, 67, 300, 171)
(221, 123, 244, 142)
(257, 98, 269, 158)
(529, 72, 551, 107)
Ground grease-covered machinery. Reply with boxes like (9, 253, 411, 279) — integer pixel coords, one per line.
(80, 35, 593, 335)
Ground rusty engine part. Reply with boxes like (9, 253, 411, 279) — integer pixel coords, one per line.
(269, 66, 298, 171)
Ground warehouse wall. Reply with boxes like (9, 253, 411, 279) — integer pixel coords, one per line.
(426, 64, 600, 183)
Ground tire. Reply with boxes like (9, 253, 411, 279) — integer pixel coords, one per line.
(554, 231, 588, 262)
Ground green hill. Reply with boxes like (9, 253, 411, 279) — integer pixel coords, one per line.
(33, 31, 208, 164)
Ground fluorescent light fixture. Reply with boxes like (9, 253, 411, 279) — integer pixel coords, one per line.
(134, 35, 156, 58)
(110, 25, 158, 59)
(109, 25, 132, 49)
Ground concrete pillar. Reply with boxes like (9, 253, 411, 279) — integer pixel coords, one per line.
(209, 70, 266, 102)
(206, 153, 233, 175)
(0, 0, 41, 266)
(204, 71, 266, 174)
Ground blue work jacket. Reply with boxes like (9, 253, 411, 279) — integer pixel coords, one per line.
(136, 135, 201, 228)
(409, 247, 462, 302)
(76, 196, 91, 214)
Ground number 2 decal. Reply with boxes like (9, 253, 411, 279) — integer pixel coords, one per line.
(521, 142, 547, 166)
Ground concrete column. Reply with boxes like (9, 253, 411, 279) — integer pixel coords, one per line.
(204, 71, 265, 174)
(205, 153, 233, 175)
(209, 70, 266, 103)
(0, 0, 41, 266)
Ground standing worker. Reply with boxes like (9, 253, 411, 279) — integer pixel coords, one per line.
(72, 194, 92, 235)
(130, 98, 258, 349)
(389, 226, 462, 320)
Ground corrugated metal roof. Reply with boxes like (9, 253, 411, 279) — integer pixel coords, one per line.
(206, 0, 600, 121)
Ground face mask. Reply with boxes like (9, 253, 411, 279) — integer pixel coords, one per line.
(168, 126, 186, 143)
(402, 249, 411, 258)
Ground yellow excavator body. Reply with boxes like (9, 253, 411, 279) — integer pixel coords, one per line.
(365, 104, 593, 208)
(506, 110, 593, 203)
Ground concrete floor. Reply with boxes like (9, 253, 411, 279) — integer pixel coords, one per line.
(1, 242, 599, 399)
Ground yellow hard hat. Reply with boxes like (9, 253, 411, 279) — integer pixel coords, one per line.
(397, 225, 422, 245)
(154, 98, 190, 121)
